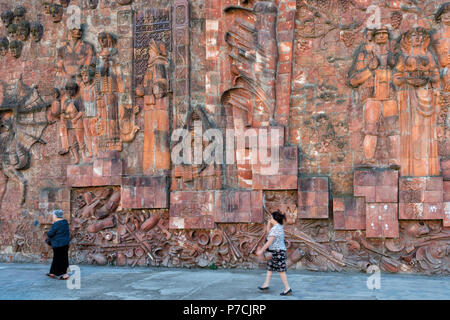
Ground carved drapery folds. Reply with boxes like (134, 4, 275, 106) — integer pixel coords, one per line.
(222, 2, 278, 128)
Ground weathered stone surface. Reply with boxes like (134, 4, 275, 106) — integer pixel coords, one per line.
(0, 0, 448, 275)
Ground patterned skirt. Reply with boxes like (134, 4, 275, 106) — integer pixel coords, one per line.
(266, 250, 287, 272)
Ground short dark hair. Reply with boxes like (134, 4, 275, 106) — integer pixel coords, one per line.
(271, 211, 286, 225)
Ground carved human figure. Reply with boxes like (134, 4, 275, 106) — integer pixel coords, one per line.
(79, 65, 97, 158)
(393, 28, 441, 176)
(348, 27, 399, 168)
(61, 81, 86, 164)
(95, 32, 124, 151)
(0, 115, 27, 205)
(0, 37, 9, 57)
(56, 25, 95, 88)
(0, 78, 48, 206)
(1, 10, 14, 27)
(9, 40, 22, 59)
(138, 39, 170, 171)
(139, 39, 169, 106)
(47, 88, 62, 123)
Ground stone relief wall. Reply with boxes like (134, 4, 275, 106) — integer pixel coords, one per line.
(0, 0, 448, 275)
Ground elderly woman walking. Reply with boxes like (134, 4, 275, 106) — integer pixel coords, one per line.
(256, 211, 292, 296)
(45, 210, 71, 280)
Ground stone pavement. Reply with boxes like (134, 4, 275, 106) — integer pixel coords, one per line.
(0, 263, 449, 300)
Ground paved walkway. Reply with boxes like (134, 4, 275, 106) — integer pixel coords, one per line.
(0, 263, 448, 300)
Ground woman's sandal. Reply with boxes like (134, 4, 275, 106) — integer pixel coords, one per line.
(46, 273, 56, 279)
(280, 288, 292, 296)
(258, 286, 269, 291)
(58, 275, 70, 280)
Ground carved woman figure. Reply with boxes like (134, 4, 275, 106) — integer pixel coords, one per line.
(79, 65, 97, 158)
(95, 32, 124, 151)
(393, 28, 441, 176)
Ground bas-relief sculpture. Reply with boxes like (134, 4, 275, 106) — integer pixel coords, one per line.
(0, 0, 448, 275)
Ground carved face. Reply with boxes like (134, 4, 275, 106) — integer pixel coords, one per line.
(65, 82, 79, 97)
(42, 1, 52, 14)
(80, 67, 95, 84)
(59, 0, 70, 8)
(50, 4, 63, 23)
(0, 38, 9, 56)
(13, 6, 26, 24)
(17, 22, 30, 42)
(153, 82, 167, 99)
(374, 31, 388, 44)
(88, 0, 99, 9)
(1, 10, 14, 27)
(70, 27, 82, 40)
(9, 41, 22, 58)
(98, 33, 109, 48)
(7, 24, 18, 40)
(410, 31, 424, 48)
(442, 10, 450, 26)
(30, 23, 43, 42)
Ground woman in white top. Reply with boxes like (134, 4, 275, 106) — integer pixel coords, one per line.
(256, 211, 292, 296)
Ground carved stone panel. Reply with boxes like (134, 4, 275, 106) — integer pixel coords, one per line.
(366, 203, 399, 238)
(399, 177, 444, 220)
(172, 0, 190, 127)
(169, 191, 215, 229)
(298, 176, 329, 219)
(214, 190, 263, 224)
(333, 197, 366, 231)
(134, 8, 172, 91)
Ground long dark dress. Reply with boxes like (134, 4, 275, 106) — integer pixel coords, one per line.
(47, 219, 70, 276)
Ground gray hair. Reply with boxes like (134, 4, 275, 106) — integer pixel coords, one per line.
(52, 209, 63, 218)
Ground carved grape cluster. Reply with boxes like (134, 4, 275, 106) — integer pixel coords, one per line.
(391, 11, 403, 29)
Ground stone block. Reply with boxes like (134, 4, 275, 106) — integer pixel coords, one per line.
(214, 190, 263, 223)
(333, 197, 366, 230)
(366, 203, 399, 238)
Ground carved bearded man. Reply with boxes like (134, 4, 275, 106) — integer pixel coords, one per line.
(348, 27, 399, 168)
